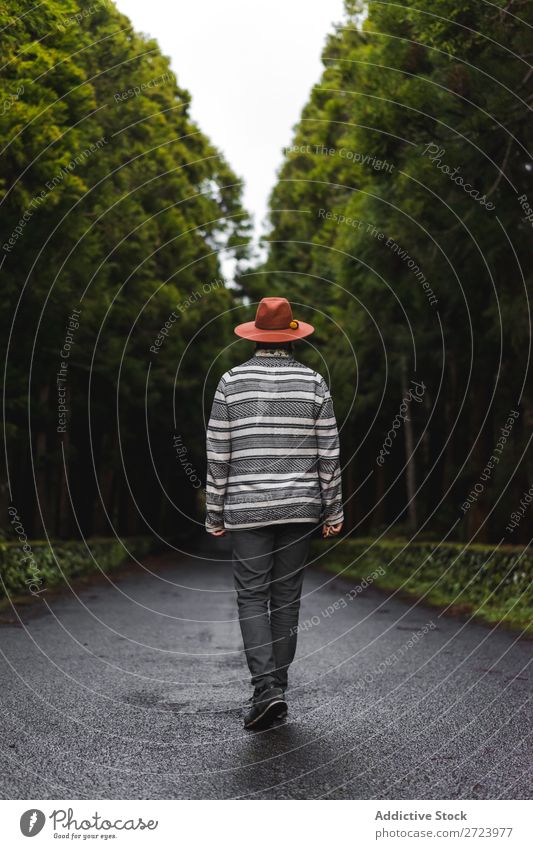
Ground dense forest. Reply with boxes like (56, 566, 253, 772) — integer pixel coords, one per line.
(1, 0, 250, 539)
(241, 0, 533, 543)
(1, 0, 532, 545)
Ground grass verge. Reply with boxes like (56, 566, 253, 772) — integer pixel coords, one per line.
(0, 536, 155, 610)
(312, 537, 533, 635)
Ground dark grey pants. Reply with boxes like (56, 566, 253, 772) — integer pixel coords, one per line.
(230, 521, 317, 690)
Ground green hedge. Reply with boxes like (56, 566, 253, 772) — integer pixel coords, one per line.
(0, 536, 154, 604)
(313, 538, 533, 633)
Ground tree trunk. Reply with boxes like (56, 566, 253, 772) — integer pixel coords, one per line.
(34, 382, 50, 536)
(93, 433, 117, 535)
(465, 374, 494, 543)
(402, 360, 417, 533)
(57, 426, 70, 538)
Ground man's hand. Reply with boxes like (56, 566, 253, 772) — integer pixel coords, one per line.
(208, 528, 226, 537)
(322, 522, 343, 538)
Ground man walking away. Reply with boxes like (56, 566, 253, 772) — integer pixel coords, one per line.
(205, 297, 343, 729)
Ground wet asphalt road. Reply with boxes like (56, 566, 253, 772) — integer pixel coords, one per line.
(0, 536, 531, 800)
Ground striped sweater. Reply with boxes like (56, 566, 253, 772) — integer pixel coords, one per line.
(205, 349, 344, 531)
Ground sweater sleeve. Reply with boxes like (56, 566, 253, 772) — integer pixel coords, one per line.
(315, 376, 344, 526)
(205, 376, 231, 531)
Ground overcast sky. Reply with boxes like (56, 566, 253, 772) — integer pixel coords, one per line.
(115, 0, 347, 241)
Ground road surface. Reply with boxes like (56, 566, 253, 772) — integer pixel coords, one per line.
(0, 536, 531, 799)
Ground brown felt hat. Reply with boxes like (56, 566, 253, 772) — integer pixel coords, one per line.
(234, 297, 314, 342)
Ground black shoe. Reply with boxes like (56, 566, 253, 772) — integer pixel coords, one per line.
(272, 699, 288, 720)
(272, 683, 288, 718)
(243, 684, 287, 730)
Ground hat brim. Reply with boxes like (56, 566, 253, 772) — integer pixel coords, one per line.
(234, 320, 315, 342)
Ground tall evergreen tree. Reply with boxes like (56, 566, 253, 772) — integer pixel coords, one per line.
(1, 0, 251, 538)
(245, 0, 532, 542)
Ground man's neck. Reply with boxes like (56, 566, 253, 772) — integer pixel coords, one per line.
(254, 348, 292, 358)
